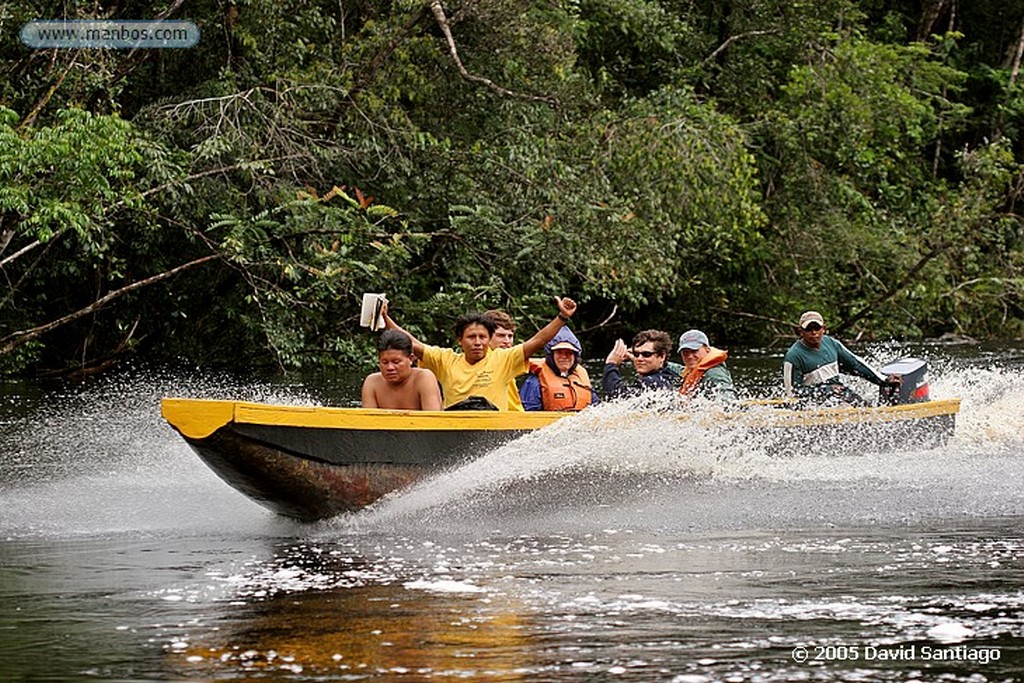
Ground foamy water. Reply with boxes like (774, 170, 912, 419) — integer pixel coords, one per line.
(1, 357, 1021, 682)
(338, 359, 1024, 532)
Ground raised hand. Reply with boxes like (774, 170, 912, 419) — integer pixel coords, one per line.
(606, 338, 629, 365)
(554, 296, 577, 319)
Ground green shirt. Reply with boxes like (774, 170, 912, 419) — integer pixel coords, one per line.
(783, 335, 886, 397)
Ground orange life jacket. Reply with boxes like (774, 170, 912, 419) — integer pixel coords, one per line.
(679, 347, 729, 397)
(532, 361, 594, 412)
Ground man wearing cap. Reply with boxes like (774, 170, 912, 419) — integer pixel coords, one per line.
(783, 311, 897, 405)
(520, 327, 598, 411)
(677, 329, 736, 403)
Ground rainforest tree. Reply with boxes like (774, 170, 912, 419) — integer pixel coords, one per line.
(2, 0, 1023, 374)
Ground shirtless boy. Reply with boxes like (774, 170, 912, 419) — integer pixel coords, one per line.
(361, 329, 443, 410)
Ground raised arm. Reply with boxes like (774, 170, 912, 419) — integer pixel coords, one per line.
(521, 297, 578, 360)
(835, 340, 888, 385)
(381, 302, 427, 359)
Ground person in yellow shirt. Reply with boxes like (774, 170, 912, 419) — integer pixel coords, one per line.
(381, 297, 578, 410)
(483, 309, 525, 411)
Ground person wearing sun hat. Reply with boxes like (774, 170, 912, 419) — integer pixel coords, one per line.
(783, 310, 898, 405)
(520, 326, 598, 411)
(677, 329, 736, 403)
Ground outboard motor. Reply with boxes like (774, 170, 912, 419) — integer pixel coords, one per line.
(879, 357, 930, 405)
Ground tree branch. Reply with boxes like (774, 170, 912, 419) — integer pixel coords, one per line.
(0, 253, 221, 355)
(17, 56, 75, 131)
(1010, 14, 1024, 86)
(833, 239, 952, 335)
(0, 229, 66, 268)
(701, 30, 777, 67)
(428, 0, 557, 106)
(917, 0, 953, 41)
(710, 306, 796, 329)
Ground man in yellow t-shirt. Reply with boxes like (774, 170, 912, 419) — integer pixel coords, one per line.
(483, 309, 525, 411)
(382, 297, 578, 410)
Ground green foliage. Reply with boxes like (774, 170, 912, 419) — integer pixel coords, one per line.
(759, 31, 1021, 338)
(0, 107, 143, 246)
(3, 0, 1024, 376)
(573, 0, 704, 97)
(211, 187, 424, 368)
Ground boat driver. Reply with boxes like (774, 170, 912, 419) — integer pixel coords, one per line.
(783, 310, 900, 406)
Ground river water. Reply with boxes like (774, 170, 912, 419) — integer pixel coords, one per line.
(1, 346, 1022, 682)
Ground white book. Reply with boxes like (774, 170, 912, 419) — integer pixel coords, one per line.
(359, 293, 387, 331)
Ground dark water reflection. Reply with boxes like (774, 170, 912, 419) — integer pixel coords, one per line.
(1, 346, 1023, 681)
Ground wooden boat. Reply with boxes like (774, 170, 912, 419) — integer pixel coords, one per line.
(161, 396, 961, 522)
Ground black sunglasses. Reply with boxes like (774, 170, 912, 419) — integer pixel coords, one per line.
(633, 350, 658, 358)
(802, 323, 823, 332)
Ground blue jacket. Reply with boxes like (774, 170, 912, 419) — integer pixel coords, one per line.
(602, 362, 680, 399)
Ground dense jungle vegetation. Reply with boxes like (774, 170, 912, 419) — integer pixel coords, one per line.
(2, 0, 1024, 375)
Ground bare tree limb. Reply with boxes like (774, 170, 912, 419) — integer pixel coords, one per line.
(578, 304, 618, 334)
(0, 238, 57, 311)
(0, 228, 15, 257)
(0, 229, 65, 269)
(710, 306, 796, 329)
(1010, 14, 1024, 86)
(701, 30, 777, 67)
(0, 253, 221, 355)
(917, 0, 952, 41)
(17, 56, 75, 131)
(833, 239, 952, 335)
(428, 0, 557, 106)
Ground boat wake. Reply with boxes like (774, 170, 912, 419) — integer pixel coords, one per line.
(345, 364, 1024, 533)
(1, 359, 1022, 538)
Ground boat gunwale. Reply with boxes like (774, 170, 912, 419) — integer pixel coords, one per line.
(161, 397, 961, 440)
(161, 398, 567, 439)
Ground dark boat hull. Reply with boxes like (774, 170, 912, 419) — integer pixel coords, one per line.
(162, 398, 961, 521)
(186, 424, 529, 520)
(163, 400, 562, 521)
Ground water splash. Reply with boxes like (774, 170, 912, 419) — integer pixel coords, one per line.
(346, 364, 1024, 530)
(0, 364, 317, 537)
(932, 364, 1024, 449)
(3, 357, 1023, 537)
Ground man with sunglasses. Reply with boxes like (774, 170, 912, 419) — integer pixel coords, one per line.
(602, 329, 680, 399)
(783, 310, 898, 406)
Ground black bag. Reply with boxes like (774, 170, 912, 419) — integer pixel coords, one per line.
(444, 396, 499, 411)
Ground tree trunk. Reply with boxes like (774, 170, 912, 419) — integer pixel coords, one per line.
(917, 0, 952, 41)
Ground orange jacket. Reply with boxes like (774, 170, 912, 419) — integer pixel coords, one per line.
(531, 361, 594, 412)
(679, 347, 729, 397)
